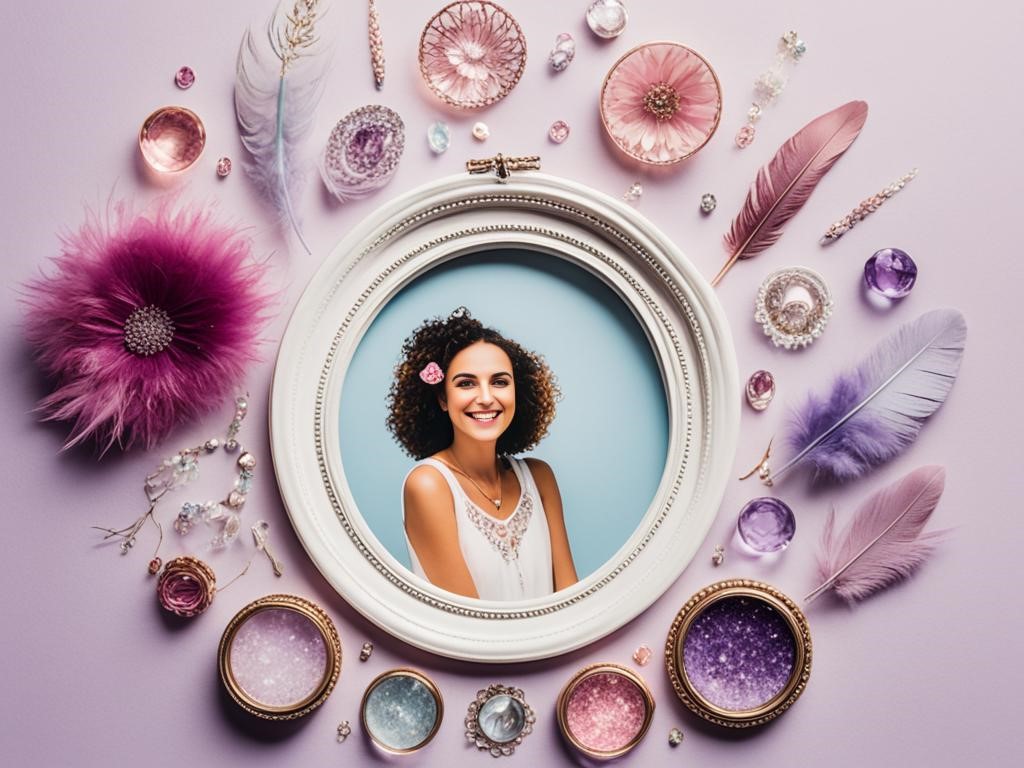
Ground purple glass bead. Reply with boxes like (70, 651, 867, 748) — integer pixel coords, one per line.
(864, 247, 917, 298)
(736, 497, 795, 553)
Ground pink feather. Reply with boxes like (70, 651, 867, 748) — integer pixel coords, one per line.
(807, 466, 947, 604)
(712, 100, 869, 286)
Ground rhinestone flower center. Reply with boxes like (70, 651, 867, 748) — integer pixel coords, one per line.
(123, 305, 175, 356)
(643, 82, 681, 121)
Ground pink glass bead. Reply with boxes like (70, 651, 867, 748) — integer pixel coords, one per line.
(745, 369, 775, 411)
(216, 157, 232, 177)
(864, 247, 918, 298)
(175, 66, 195, 89)
(548, 120, 570, 144)
(736, 124, 756, 148)
(139, 106, 206, 174)
(632, 644, 652, 666)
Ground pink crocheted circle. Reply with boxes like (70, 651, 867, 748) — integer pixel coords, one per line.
(418, 1, 526, 109)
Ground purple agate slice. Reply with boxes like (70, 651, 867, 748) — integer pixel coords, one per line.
(683, 595, 796, 711)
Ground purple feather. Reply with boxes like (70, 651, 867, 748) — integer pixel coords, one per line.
(774, 308, 967, 484)
(22, 198, 273, 453)
(807, 465, 947, 604)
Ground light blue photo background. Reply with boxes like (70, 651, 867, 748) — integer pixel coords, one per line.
(338, 248, 669, 582)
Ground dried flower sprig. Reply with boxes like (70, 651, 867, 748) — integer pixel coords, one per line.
(278, 0, 322, 75)
(820, 168, 918, 244)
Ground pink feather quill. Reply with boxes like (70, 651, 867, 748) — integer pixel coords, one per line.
(712, 100, 869, 286)
(806, 466, 947, 604)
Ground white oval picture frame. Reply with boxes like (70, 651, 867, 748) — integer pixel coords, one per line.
(270, 172, 738, 662)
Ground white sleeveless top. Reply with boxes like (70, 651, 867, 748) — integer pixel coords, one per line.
(402, 457, 553, 601)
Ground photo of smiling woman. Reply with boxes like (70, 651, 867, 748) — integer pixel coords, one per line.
(386, 307, 578, 601)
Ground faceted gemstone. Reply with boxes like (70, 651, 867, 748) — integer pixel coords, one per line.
(215, 157, 232, 177)
(735, 124, 756, 148)
(668, 728, 684, 746)
(700, 193, 717, 213)
(864, 247, 917, 298)
(745, 369, 776, 411)
(471, 121, 490, 141)
(426, 121, 451, 153)
(174, 66, 195, 89)
(548, 32, 576, 71)
(632, 644, 652, 665)
(548, 120, 570, 144)
(736, 497, 796, 554)
(478, 694, 526, 743)
(623, 181, 643, 202)
(585, 0, 628, 39)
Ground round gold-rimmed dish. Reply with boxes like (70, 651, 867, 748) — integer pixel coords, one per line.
(361, 668, 444, 754)
(665, 580, 811, 727)
(218, 594, 342, 720)
(556, 662, 654, 759)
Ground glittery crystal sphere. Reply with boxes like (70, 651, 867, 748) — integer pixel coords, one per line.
(864, 247, 918, 298)
(736, 497, 796, 553)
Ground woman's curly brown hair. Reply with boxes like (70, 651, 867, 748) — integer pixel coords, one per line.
(386, 308, 560, 459)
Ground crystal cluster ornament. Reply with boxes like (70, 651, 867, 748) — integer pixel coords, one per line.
(736, 497, 796, 554)
(736, 30, 805, 149)
(549, 32, 576, 71)
(548, 120, 570, 144)
(711, 544, 725, 567)
(586, 0, 628, 39)
(336, 721, 352, 743)
(321, 105, 405, 202)
(623, 181, 643, 202)
(745, 370, 776, 411)
(864, 247, 918, 298)
(700, 193, 717, 214)
(174, 66, 195, 89)
(427, 121, 451, 154)
(754, 267, 833, 349)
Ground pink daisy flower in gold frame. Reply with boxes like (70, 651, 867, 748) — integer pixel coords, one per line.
(600, 42, 723, 166)
(418, 1, 527, 109)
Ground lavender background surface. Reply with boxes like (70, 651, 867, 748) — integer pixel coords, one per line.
(2, 1, 1019, 765)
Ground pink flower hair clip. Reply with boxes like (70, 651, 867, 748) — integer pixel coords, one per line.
(419, 362, 444, 385)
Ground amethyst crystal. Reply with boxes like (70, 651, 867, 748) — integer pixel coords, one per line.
(864, 248, 917, 298)
(736, 497, 795, 553)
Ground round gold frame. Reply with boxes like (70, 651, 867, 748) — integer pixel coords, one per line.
(218, 594, 342, 720)
(555, 662, 655, 759)
(665, 580, 811, 727)
(361, 668, 445, 754)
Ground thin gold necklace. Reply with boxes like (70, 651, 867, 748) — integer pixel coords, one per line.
(439, 455, 503, 510)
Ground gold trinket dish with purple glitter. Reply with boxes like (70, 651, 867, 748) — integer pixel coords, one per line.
(665, 580, 811, 727)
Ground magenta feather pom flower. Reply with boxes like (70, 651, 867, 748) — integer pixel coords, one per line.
(23, 199, 272, 452)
